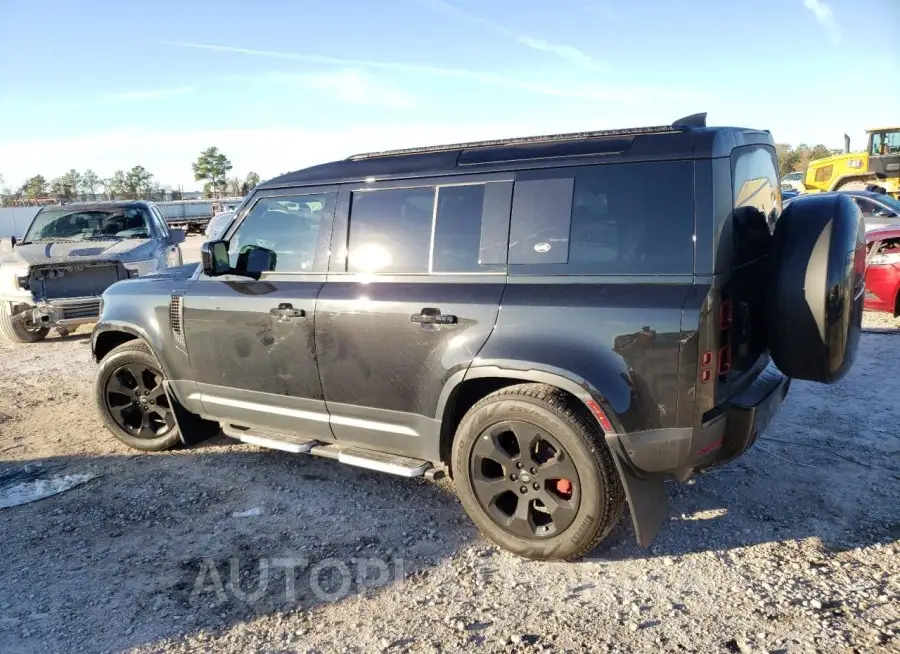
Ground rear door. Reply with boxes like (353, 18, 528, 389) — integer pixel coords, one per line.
(315, 174, 512, 461)
(719, 145, 781, 400)
(181, 187, 336, 439)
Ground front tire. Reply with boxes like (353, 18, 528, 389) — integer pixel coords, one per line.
(94, 340, 181, 451)
(0, 302, 49, 343)
(452, 384, 625, 561)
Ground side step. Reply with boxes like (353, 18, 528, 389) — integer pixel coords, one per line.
(222, 424, 317, 454)
(222, 424, 437, 478)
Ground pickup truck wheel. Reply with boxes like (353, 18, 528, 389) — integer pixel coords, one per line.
(94, 340, 180, 452)
(0, 301, 49, 343)
(452, 384, 624, 561)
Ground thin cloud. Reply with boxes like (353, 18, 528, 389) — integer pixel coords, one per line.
(420, 0, 601, 70)
(802, 0, 842, 43)
(163, 41, 634, 100)
(257, 71, 416, 109)
(517, 37, 600, 71)
(104, 87, 195, 102)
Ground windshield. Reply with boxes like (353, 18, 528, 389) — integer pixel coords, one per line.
(875, 194, 900, 214)
(871, 130, 900, 155)
(23, 207, 152, 242)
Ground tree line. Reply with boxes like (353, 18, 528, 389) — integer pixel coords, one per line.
(775, 143, 840, 177)
(0, 147, 260, 207)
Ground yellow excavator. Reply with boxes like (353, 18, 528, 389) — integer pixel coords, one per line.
(804, 127, 900, 198)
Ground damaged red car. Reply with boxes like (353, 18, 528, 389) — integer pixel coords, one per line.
(865, 225, 900, 316)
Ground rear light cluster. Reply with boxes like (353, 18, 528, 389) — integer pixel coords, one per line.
(700, 300, 733, 384)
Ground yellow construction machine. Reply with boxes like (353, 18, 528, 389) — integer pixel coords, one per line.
(804, 127, 900, 198)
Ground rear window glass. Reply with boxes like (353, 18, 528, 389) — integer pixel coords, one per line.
(508, 161, 695, 274)
(348, 187, 435, 274)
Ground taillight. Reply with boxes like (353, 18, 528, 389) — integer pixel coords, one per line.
(720, 300, 733, 330)
(700, 350, 713, 383)
(718, 346, 732, 376)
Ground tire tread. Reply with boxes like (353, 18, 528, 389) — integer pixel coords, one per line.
(455, 383, 625, 560)
(0, 302, 49, 344)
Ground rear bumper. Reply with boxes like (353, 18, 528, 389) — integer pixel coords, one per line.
(617, 362, 791, 477)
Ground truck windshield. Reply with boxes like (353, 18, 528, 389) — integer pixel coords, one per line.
(871, 130, 900, 155)
(23, 208, 152, 243)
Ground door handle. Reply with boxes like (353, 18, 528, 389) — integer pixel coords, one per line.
(410, 308, 457, 325)
(270, 303, 306, 319)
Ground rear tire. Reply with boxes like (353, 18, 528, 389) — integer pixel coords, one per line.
(833, 178, 871, 192)
(0, 302, 49, 343)
(452, 384, 625, 561)
(94, 340, 181, 452)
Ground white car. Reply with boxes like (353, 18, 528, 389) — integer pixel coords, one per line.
(781, 171, 806, 193)
(205, 210, 236, 241)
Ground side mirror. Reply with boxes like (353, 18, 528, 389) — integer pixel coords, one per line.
(236, 245, 277, 274)
(0, 236, 15, 252)
(169, 228, 186, 245)
(201, 240, 230, 276)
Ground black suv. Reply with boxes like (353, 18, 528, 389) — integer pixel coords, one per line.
(91, 114, 866, 560)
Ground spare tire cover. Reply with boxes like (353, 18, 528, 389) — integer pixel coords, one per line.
(766, 194, 865, 383)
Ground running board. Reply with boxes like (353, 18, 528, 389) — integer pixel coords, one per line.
(222, 424, 318, 454)
(221, 424, 433, 477)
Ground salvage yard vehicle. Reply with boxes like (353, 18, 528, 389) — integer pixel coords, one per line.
(864, 225, 900, 317)
(91, 114, 865, 560)
(204, 210, 237, 241)
(804, 127, 900, 198)
(0, 201, 185, 343)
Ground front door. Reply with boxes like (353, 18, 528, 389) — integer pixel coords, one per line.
(182, 188, 337, 440)
(315, 176, 512, 461)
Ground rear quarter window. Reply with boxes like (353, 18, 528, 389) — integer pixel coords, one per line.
(508, 161, 695, 275)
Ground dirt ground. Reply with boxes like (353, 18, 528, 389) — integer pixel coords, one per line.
(0, 275, 898, 653)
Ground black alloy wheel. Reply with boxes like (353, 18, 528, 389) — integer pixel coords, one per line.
(104, 363, 175, 439)
(452, 384, 625, 561)
(470, 420, 580, 539)
(94, 340, 181, 452)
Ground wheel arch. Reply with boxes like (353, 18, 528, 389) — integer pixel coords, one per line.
(92, 322, 170, 375)
(436, 362, 669, 548)
(436, 363, 621, 466)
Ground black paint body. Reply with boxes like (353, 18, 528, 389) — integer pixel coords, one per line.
(92, 123, 821, 545)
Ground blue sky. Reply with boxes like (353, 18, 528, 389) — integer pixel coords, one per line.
(1, 0, 898, 190)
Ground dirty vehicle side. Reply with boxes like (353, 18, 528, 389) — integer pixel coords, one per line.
(91, 115, 866, 560)
(0, 201, 185, 343)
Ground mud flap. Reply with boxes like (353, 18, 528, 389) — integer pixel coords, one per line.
(605, 433, 669, 546)
(164, 381, 220, 446)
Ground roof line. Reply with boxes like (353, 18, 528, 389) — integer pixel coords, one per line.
(346, 124, 685, 161)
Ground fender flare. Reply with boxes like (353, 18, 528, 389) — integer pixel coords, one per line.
(92, 320, 216, 446)
(437, 360, 668, 547)
(92, 320, 160, 363)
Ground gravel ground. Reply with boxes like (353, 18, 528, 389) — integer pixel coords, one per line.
(0, 307, 897, 654)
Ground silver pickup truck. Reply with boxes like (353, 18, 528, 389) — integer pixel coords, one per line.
(0, 200, 184, 343)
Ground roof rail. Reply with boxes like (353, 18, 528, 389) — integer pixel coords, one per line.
(672, 112, 707, 128)
(346, 123, 686, 161)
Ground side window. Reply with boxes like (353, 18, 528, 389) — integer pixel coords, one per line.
(150, 206, 169, 236)
(731, 146, 780, 266)
(855, 198, 879, 217)
(348, 187, 435, 274)
(432, 182, 511, 272)
(509, 162, 695, 274)
(228, 194, 327, 272)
